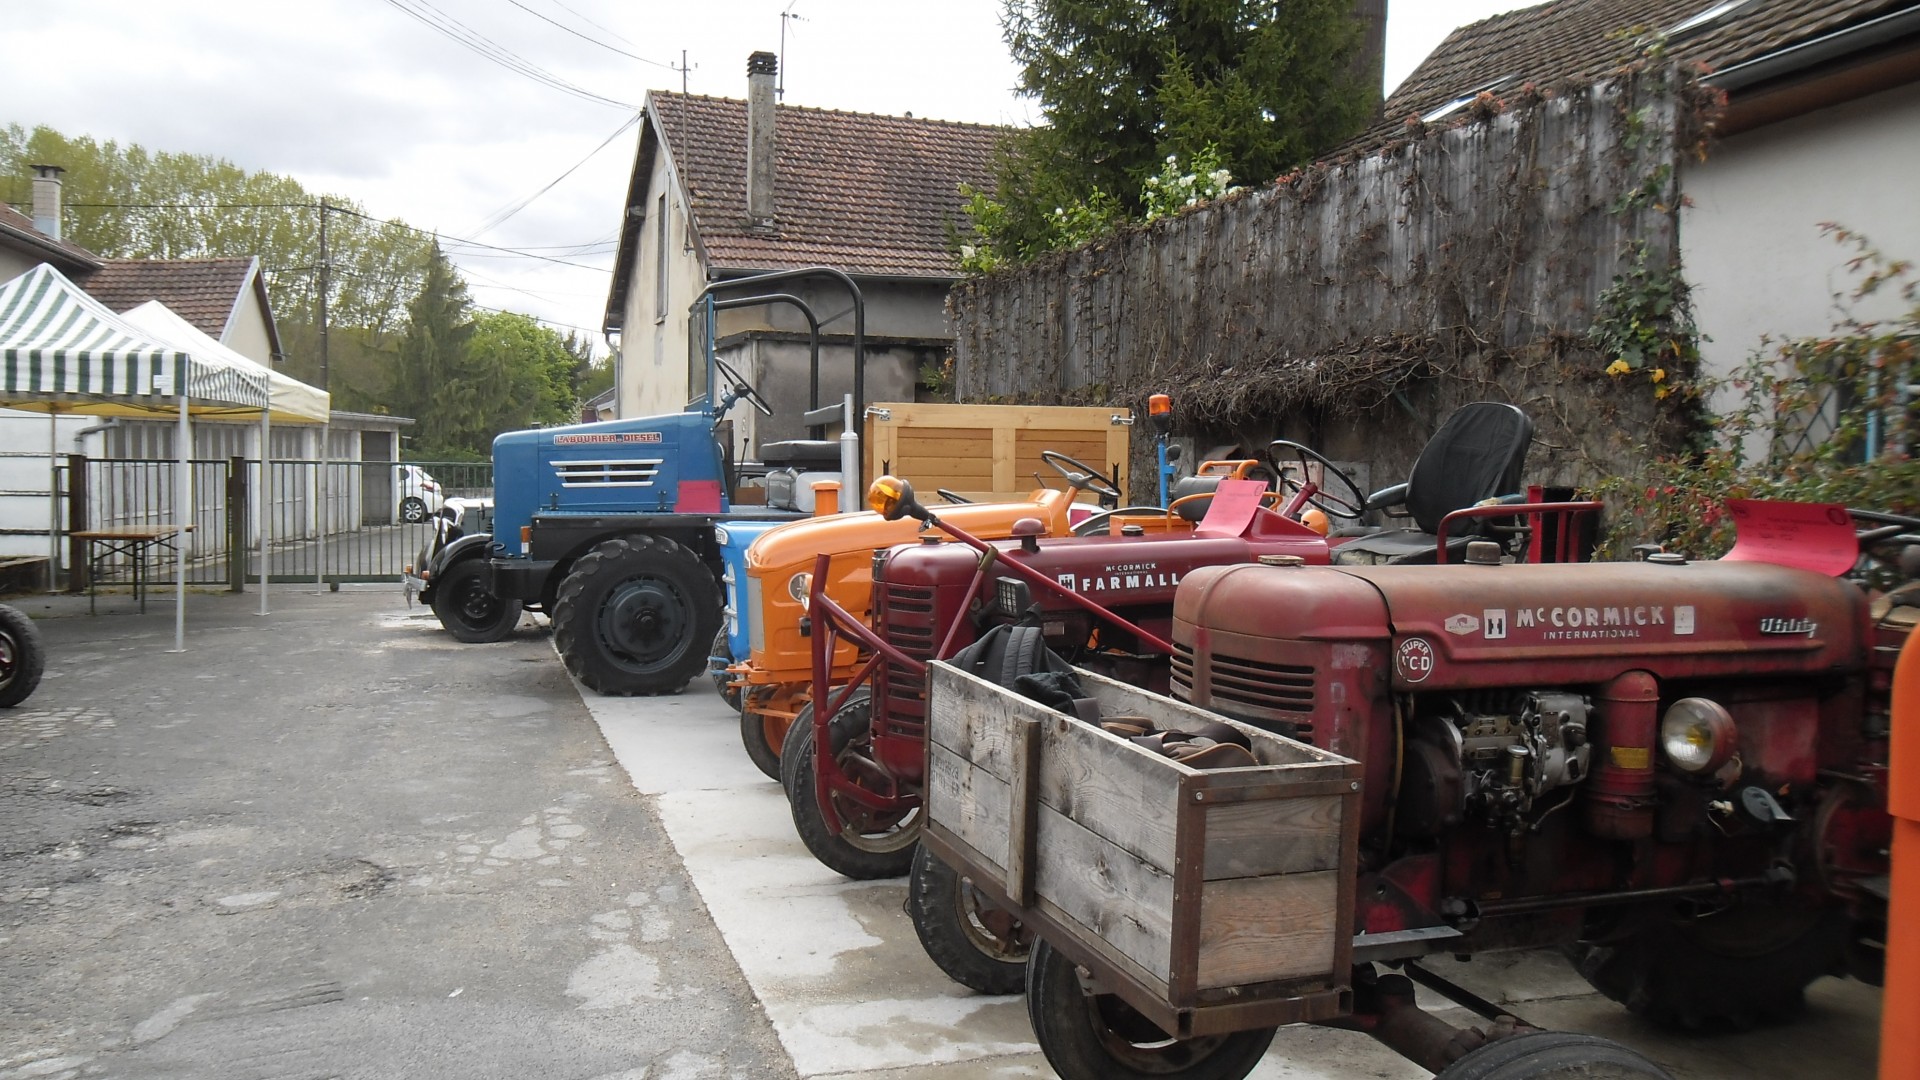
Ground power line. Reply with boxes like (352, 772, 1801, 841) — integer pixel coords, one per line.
(501, 0, 672, 68)
(539, 0, 642, 50)
(466, 111, 642, 237)
(379, 0, 634, 109)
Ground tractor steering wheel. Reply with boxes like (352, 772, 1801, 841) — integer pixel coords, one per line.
(712, 356, 773, 416)
(1267, 440, 1368, 520)
(936, 488, 974, 505)
(1039, 449, 1124, 506)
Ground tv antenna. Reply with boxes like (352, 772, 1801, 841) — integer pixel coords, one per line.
(778, 2, 804, 99)
(671, 49, 694, 93)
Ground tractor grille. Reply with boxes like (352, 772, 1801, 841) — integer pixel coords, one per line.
(1172, 641, 1317, 737)
(555, 458, 662, 487)
(875, 581, 937, 739)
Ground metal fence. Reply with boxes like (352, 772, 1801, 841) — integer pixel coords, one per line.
(59, 457, 493, 589)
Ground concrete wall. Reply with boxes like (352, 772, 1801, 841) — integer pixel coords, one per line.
(727, 335, 925, 452)
(0, 248, 38, 285)
(221, 279, 276, 366)
(1683, 79, 1920, 391)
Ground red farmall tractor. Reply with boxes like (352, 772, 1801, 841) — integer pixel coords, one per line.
(996, 503, 1918, 1080)
(785, 403, 1602, 994)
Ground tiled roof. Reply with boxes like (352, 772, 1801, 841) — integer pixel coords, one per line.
(0, 204, 102, 273)
(1359, 0, 1911, 149)
(79, 257, 258, 339)
(650, 93, 1004, 278)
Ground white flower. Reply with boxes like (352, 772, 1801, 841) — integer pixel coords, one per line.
(959, 244, 977, 260)
(1210, 169, 1231, 186)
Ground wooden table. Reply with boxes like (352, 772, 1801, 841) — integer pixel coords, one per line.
(70, 525, 194, 614)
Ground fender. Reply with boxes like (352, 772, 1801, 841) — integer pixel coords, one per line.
(421, 531, 494, 604)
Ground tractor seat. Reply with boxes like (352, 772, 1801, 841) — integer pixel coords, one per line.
(1331, 402, 1533, 566)
(1168, 475, 1226, 521)
(759, 440, 843, 470)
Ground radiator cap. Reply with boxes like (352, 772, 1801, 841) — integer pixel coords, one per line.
(1257, 554, 1305, 567)
(1465, 540, 1503, 565)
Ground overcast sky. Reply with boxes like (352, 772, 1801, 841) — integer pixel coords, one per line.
(2, 1, 1540, 355)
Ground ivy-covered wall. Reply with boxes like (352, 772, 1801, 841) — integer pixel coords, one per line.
(948, 68, 1720, 499)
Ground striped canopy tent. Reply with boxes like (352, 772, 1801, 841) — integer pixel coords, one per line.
(0, 263, 274, 651)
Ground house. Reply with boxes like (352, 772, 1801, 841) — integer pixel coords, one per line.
(602, 52, 1001, 452)
(81, 256, 285, 368)
(1381, 0, 1920, 397)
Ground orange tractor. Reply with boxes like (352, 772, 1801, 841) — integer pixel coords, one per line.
(727, 451, 1273, 778)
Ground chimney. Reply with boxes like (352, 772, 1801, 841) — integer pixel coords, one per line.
(30, 164, 64, 240)
(745, 51, 778, 232)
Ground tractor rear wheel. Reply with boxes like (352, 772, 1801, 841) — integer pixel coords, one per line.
(780, 690, 918, 879)
(431, 558, 523, 643)
(552, 535, 718, 696)
(0, 604, 46, 708)
(1433, 1031, 1672, 1079)
(1571, 897, 1848, 1029)
(1026, 938, 1275, 1080)
(908, 844, 1029, 993)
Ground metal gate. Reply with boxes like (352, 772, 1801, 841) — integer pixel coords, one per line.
(60, 456, 493, 588)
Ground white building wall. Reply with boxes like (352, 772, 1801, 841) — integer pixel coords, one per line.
(1682, 80, 1920, 393)
(0, 248, 39, 284)
(621, 146, 707, 421)
(221, 282, 276, 366)
(0, 409, 91, 559)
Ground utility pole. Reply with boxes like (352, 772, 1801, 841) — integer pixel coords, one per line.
(673, 49, 692, 93)
(317, 200, 331, 392)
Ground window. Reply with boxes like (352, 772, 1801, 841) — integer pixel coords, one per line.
(1665, 0, 1755, 39)
(653, 193, 668, 321)
(1421, 75, 1517, 123)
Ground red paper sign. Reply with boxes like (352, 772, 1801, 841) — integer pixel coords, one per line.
(1721, 499, 1858, 577)
(1194, 478, 1269, 539)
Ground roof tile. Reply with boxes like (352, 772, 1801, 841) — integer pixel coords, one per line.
(79, 257, 257, 338)
(651, 93, 1004, 277)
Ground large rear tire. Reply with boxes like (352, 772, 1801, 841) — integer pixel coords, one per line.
(1433, 1031, 1673, 1079)
(780, 690, 918, 879)
(431, 558, 523, 643)
(0, 604, 46, 708)
(1571, 897, 1848, 1029)
(908, 844, 1029, 993)
(552, 535, 719, 696)
(1025, 938, 1275, 1080)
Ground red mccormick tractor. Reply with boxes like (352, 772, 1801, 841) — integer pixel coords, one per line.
(993, 505, 1917, 1080)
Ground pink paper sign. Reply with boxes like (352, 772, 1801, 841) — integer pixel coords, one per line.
(1721, 499, 1858, 577)
(1195, 478, 1270, 538)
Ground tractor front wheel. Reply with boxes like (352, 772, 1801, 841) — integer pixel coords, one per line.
(908, 844, 1029, 993)
(1571, 896, 1848, 1029)
(1025, 938, 1275, 1080)
(552, 535, 719, 696)
(780, 690, 918, 879)
(710, 629, 743, 712)
(431, 558, 523, 643)
(739, 688, 788, 781)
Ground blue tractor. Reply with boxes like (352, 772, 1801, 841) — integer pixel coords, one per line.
(418, 268, 867, 696)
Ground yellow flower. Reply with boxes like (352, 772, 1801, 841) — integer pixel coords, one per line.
(1606, 359, 1631, 377)
(1650, 367, 1667, 383)
(1654, 386, 1671, 400)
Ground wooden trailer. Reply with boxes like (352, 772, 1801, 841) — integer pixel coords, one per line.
(920, 660, 1363, 1039)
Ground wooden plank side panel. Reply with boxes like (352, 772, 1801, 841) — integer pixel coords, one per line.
(1033, 713, 1184, 874)
(1194, 871, 1342, 989)
(1075, 668, 1344, 768)
(1201, 794, 1344, 880)
(1034, 801, 1176, 983)
(926, 664, 1027, 781)
(926, 741, 1013, 876)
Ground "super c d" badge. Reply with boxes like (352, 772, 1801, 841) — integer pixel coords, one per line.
(1396, 637, 1435, 683)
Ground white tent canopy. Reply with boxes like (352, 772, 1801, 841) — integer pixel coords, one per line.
(120, 300, 329, 424)
(0, 263, 275, 650)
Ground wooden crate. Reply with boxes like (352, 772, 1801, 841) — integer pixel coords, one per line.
(922, 661, 1361, 1037)
(864, 402, 1133, 503)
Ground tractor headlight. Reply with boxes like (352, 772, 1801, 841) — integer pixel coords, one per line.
(1659, 698, 1737, 774)
(788, 572, 813, 605)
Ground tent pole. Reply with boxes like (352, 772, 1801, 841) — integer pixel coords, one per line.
(172, 393, 188, 653)
(259, 408, 270, 616)
(317, 423, 328, 594)
(47, 406, 58, 594)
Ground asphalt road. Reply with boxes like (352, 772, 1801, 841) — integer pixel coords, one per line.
(0, 587, 795, 1080)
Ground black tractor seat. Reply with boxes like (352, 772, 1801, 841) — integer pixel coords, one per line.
(759, 439, 844, 470)
(1332, 402, 1534, 566)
